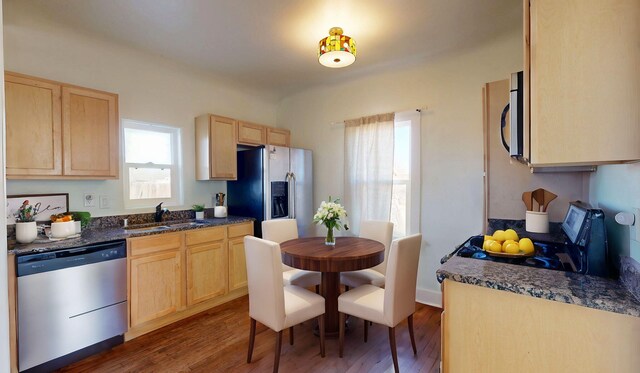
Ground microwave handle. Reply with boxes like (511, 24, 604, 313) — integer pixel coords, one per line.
(500, 103, 510, 152)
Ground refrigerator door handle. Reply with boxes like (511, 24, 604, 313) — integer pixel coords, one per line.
(288, 172, 296, 219)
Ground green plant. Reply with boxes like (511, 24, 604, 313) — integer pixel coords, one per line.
(192, 204, 205, 212)
(70, 211, 92, 229)
(14, 200, 41, 222)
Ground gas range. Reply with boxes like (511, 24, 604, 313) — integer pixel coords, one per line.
(453, 235, 580, 273)
(442, 201, 611, 277)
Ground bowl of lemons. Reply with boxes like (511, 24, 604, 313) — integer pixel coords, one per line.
(483, 229, 535, 258)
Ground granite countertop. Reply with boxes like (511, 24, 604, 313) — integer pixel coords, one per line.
(437, 256, 640, 318)
(9, 216, 254, 256)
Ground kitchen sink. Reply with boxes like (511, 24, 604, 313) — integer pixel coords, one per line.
(124, 225, 170, 232)
(125, 221, 206, 233)
(167, 222, 206, 229)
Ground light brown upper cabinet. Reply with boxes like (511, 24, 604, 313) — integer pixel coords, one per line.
(5, 74, 62, 176)
(267, 127, 291, 147)
(5, 72, 119, 179)
(237, 121, 267, 146)
(195, 114, 238, 180)
(525, 0, 640, 166)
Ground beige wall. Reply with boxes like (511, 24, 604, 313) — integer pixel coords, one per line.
(3, 4, 278, 216)
(485, 79, 590, 223)
(278, 31, 523, 304)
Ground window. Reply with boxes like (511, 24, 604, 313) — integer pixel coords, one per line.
(390, 111, 421, 237)
(122, 119, 182, 209)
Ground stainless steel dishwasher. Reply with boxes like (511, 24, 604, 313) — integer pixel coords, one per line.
(17, 240, 127, 372)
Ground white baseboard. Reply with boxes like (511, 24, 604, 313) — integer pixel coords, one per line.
(416, 287, 442, 308)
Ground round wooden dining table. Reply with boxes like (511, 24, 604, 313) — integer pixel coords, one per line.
(280, 236, 385, 337)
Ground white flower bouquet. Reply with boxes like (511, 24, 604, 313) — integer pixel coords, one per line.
(313, 196, 349, 245)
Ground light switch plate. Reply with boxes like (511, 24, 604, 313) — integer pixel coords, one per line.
(84, 193, 97, 207)
(99, 195, 111, 209)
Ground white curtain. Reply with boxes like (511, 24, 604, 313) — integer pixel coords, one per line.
(344, 113, 395, 235)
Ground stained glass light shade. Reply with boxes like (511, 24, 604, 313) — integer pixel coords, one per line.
(318, 27, 356, 68)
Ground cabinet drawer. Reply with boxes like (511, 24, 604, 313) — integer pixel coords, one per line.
(186, 226, 226, 246)
(228, 222, 253, 238)
(128, 233, 182, 257)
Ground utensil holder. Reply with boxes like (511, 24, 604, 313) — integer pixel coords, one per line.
(526, 211, 549, 233)
(214, 206, 227, 218)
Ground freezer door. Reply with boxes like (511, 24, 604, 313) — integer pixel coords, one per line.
(290, 148, 314, 237)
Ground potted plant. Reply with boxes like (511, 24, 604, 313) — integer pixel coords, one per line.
(313, 196, 349, 246)
(193, 204, 205, 220)
(15, 200, 40, 243)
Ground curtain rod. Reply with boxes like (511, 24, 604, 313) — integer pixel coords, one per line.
(329, 106, 427, 127)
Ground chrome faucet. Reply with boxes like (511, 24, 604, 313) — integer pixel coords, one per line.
(155, 202, 169, 222)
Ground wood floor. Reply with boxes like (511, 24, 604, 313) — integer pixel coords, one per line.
(58, 296, 442, 373)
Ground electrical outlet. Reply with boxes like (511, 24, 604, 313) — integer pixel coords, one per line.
(99, 195, 111, 209)
(84, 193, 97, 207)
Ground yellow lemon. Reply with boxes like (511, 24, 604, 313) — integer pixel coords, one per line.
(482, 239, 494, 251)
(492, 230, 506, 242)
(484, 235, 494, 242)
(502, 240, 517, 251)
(519, 238, 535, 254)
(504, 242, 520, 254)
(504, 229, 519, 241)
(487, 240, 503, 252)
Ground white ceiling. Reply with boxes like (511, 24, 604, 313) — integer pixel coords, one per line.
(4, 0, 521, 98)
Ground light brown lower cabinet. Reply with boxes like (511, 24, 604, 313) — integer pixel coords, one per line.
(186, 229, 228, 306)
(441, 279, 640, 373)
(126, 222, 253, 340)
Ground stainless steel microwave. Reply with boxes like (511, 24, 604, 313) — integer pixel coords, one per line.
(500, 71, 524, 160)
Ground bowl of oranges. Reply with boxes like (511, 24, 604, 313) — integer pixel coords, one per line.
(483, 229, 536, 258)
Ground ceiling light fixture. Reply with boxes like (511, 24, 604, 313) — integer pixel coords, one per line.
(318, 27, 356, 68)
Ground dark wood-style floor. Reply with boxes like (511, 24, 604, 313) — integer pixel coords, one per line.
(58, 296, 442, 373)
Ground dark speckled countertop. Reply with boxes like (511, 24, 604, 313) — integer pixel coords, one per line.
(437, 256, 640, 318)
(9, 216, 254, 256)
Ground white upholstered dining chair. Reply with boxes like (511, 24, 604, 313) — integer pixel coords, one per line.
(338, 233, 422, 373)
(244, 236, 326, 372)
(340, 220, 394, 289)
(262, 219, 322, 289)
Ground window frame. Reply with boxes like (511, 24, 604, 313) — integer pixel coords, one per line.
(391, 110, 421, 237)
(122, 119, 183, 209)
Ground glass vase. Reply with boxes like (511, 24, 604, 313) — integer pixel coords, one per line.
(325, 226, 335, 246)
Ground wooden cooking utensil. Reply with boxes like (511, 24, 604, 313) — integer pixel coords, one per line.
(522, 191, 533, 211)
(542, 190, 557, 212)
(532, 188, 545, 212)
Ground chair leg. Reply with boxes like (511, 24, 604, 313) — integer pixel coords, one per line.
(318, 314, 326, 358)
(339, 312, 345, 358)
(289, 326, 294, 345)
(315, 284, 320, 294)
(345, 285, 350, 292)
(273, 330, 283, 373)
(364, 319, 368, 343)
(247, 318, 256, 363)
(388, 326, 399, 373)
(408, 314, 417, 355)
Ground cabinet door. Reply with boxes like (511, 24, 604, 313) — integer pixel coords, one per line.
(62, 86, 119, 177)
(5, 73, 62, 176)
(129, 250, 181, 327)
(209, 115, 237, 179)
(267, 128, 290, 147)
(228, 236, 248, 291)
(186, 241, 228, 306)
(528, 0, 640, 165)
(238, 121, 267, 145)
